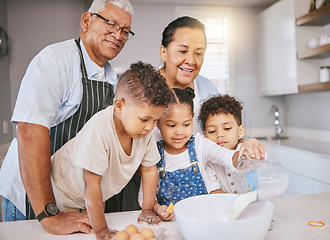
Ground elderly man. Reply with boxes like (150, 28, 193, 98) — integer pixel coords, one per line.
(0, 0, 134, 235)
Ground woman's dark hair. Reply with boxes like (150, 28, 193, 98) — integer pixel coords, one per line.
(199, 94, 243, 129)
(171, 87, 195, 115)
(161, 16, 206, 48)
(116, 61, 174, 107)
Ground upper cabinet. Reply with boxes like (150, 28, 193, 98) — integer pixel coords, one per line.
(258, 0, 330, 96)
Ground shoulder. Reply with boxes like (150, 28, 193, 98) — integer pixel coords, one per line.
(35, 39, 79, 65)
(195, 75, 218, 99)
(196, 75, 217, 89)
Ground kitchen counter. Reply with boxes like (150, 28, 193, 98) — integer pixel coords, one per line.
(262, 137, 330, 158)
(0, 192, 329, 239)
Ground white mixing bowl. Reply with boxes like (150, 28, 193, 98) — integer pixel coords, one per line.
(174, 194, 273, 240)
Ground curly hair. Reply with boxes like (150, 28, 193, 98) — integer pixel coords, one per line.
(171, 87, 195, 115)
(199, 94, 243, 129)
(115, 61, 174, 107)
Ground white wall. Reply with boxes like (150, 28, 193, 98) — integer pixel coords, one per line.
(7, 1, 84, 113)
(111, 4, 175, 73)
(230, 7, 283, 135)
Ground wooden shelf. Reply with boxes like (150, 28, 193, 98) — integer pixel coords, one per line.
(296, 4, 330, 26)
(295, 3, 330, 93)
(298, 81, 330, 93)
(297, 43, 330, 59)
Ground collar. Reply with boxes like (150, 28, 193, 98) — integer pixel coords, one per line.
(79, 39, 117, 85)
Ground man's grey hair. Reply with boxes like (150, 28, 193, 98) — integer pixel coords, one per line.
(88, 0, 134, 16)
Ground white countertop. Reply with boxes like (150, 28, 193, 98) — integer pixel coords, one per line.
(262, 137, 330, 158)
(0, 192, 329, 240)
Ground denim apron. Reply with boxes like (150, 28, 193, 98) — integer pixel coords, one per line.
(25, 38, 114, 219)
(156, 136, 208, 206)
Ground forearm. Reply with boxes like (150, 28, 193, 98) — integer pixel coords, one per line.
(84, 170, 107, 233)
(17, 122, 55, 216)
(153, 201, 162, 214)
(141, 165, 158, 211)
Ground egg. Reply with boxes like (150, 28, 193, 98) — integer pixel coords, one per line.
(125, 224, 139, 236)
(130, 233, 146, 240)
(113, 230, 130, 240)
(140, 227, 155, 239)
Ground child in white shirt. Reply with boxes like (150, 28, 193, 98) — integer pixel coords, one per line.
(50, 62, 174, 239)
(199, 94, 265, 194)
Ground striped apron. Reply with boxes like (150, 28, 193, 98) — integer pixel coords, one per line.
(25, 38, 114, 219)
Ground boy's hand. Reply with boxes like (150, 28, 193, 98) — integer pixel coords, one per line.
(137, 209, 161, 225)
(157, 205, 175, 221)
(95, 227, 117, 240)
(239, 138, 266, 160)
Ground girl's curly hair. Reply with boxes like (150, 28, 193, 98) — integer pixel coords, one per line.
(199, 94, 243, 129)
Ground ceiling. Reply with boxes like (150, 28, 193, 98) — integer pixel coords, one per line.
(129, 0, 279, 7)
(6, 0, 279, 8)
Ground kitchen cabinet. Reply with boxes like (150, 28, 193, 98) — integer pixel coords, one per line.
(257, 0, 330, 96)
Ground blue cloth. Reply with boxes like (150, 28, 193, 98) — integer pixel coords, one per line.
(195, 75, 218, 130)
(2, 198, 25, 222)
(196, 74, 218, 104)
(156, 136, 208, 205)
(245, 171, 259, 191)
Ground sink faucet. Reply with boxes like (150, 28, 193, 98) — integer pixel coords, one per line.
(271, 105, 282, 139)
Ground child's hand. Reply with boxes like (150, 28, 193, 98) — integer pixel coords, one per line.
(95, 227, 117, 240)
(239, 138, 266, 160)
(157, 205, 175, 221)
(137, 209, 162, 225)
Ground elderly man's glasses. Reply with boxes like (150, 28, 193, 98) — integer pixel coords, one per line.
(91, 13, 135, 40)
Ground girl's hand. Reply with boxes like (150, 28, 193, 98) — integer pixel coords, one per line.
(239, 138, 266, 160)
(95, 227, 118, 240)
(157, 205, 174, 221)
(137, 209, 162, 225)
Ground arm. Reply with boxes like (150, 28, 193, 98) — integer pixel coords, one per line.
(238, 138, 266, 160)
(153, 200, 174, 221)
(137, 168, 173, 221)
(83, 169, 117, 239)
(137, 165, 161, 225)
(17, 122, 92, 234)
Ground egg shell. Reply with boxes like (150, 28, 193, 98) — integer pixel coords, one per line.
(129, 233, 146, 240)
(139, 227, 155, 239)
(113, 230, 130, 240)
(125, 224, 139, 236)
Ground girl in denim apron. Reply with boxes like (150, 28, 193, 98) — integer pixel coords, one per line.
(150, 87, 266, 222)
(155, 87, 236, 221)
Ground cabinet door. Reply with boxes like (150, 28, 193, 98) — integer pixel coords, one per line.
(258, 0, 298, 96)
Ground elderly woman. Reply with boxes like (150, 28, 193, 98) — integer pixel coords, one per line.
(158, 16, 218, 135)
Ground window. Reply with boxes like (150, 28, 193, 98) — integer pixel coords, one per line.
(176, 7, 232, 94)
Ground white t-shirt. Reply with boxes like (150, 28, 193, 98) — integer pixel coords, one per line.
(138, 133, 237, 206)
(51, 106, 160, 211)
